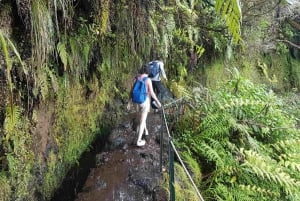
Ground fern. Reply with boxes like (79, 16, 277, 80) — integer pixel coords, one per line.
(241, 149, 300, 195)
(46, 67, 58, 93)
(37, 66, 49, 101)
(283, 160, 300, 172)
(4, 105, 22, 142)
(272, 139, 300, 153)
(175, 72, 300, 200)
(196, 141, 225, 168)
(57, 42, 68, 71)
(199, 112, 232, 140)
(239, 184, 280, 198)
(212, 183, 257, 201)
(215, 0, 242, 43)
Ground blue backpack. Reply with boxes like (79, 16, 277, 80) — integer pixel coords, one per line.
(148, 61, 160, 78)
(132, 76, 148, 104)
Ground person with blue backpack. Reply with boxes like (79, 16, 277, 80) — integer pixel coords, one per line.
(147, 57, 167, 110)
(127, 65, 162, 147)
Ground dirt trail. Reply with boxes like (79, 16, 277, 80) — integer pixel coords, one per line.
(75, 111, 168, 201)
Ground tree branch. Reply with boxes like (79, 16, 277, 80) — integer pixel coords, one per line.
(287, 18, 300, 31)
(277, 39, 300, 50)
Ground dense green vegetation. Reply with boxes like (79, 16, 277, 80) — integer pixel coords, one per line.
(174, 70, 300, 200)
(0, 0, 300, 200)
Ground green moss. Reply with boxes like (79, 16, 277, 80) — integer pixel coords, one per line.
(239, 59, 264, 84)
(204, 52, 300, 93)
(288, 57, 300, 90)
(0, 173, 11, 201)
(205, 60, 231, 89)
(174, 163, 201, 201)
(40, 151, 62, 199)
(4, 111, 36, 201)
(181, 152, 202, 186)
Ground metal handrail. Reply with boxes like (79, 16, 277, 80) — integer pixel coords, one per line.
(160, 99, 205, 201)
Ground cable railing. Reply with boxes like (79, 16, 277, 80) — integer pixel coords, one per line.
(159, 98, 205, 201)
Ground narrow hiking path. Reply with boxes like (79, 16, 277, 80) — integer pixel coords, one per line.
(73, 83, 176, 201)
(75, 111, 169, 201)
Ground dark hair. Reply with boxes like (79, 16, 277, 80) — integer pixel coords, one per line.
(138, 64, 148, 74)
(155, 56, 162, 61)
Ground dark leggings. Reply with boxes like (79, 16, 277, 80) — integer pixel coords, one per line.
(152, 80, 161, 96)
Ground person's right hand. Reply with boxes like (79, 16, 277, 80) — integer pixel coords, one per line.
(156, 101, 162, 108)
(127, 102, 131, 111)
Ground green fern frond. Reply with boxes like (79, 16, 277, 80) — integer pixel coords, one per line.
(199, 112, 232, 140)
(239, 184, 280, 198)
(283, 161, 300, 172)
(45, 67, 58, 93)
(6, 38, 26, 75)
(241, 149, 299, 193)
(215, 0, 242, 44)
(272, 139, 300, 152)
(57, 42, 68, 71)
(279, 153, 300, 161)
(4, 105, 22, 140)
(196, 141, 224, 167)
(219, 98, 267, 110)
(36, 65, 50, 101)
(212, 183, 256, 201)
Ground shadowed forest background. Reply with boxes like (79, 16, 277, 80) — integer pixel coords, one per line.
(0, 0, 300, 200)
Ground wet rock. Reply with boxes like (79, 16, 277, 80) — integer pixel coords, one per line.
(95, 152, 110, 166)
(76, 107, 169, 201)
(95, 176, 107, 190)
(131, 177, 153, 193)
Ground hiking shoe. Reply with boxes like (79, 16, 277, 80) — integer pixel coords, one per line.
(137, 140, 146, 147)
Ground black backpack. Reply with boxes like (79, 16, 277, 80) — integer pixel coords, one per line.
(148, 61, 160, 78)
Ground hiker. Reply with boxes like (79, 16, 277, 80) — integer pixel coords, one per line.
(127, 65, 162, 147)
(148, 57, 168, 99)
